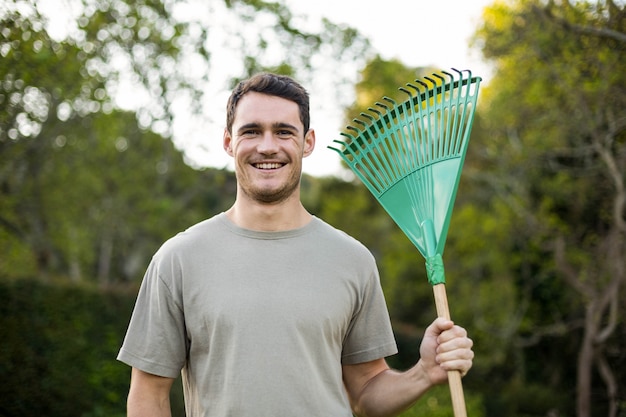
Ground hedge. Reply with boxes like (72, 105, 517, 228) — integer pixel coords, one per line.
(0, 279, 184, 417)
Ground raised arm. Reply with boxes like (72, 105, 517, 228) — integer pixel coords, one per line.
(342, 318, 473, 417)
(127, 368, 176, 417)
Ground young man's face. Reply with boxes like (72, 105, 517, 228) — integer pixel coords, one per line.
(223, 92, 315, 204)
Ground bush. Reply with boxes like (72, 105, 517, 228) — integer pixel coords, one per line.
(0, 280, 177, 416)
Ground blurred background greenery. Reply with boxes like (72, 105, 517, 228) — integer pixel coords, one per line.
(1, 1, 625, 416)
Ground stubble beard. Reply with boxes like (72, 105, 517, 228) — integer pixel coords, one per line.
(238, 169, 302, 205)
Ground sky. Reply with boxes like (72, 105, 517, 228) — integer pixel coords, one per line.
(179, 0, 495, 177)
(38, 0, 494, 178)
(285, 0, 494, 177)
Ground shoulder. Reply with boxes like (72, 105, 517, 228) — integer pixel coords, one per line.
(141, 214, 229, 290)
(152, 213, 227, 262)
(309, 217, 376, 264)
(311, 217, 362, 243)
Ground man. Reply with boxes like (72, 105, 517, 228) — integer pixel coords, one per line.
(118, 73, 474, 417)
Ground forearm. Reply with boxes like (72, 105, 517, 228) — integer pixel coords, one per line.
(127, 368, 174, 417)
(128, 393, 172, 417)
(346, 319, 473, 417)
(351, 361, 433, 417)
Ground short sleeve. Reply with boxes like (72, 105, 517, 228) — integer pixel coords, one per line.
(117, 257, 187, 378)
(341, 267, 398, 365)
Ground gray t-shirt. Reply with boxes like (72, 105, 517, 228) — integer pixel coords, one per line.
(118, 213, 397, 416)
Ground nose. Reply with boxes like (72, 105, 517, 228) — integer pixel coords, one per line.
(257, 130, 279, 154)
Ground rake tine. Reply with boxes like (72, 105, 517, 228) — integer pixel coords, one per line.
(424, 75, 444, 161)
(381, 97, 411, 177)
(397, 87, 421, 173)
(403, 82, 436, 223)
(364, 108, 403, 182)
(357, 113, 396, 188)
(373, 101, 404, 175)
(441, 70, 461, 156)
(427, 74, 446, 158)
(415, 78, 434, 163)
(346, 123, 388, 194)
(449, 70, 464, 156)
(451, 69, 467, 155)
(399, 91, 421, 176)
(352, 117, 384, 166)
(446, 71, 461, 156)
(432, 72, 450, 158)
(455, 70, 474, 156)
(405, 82, 429, 166)
(334, 130, 382, 194)
(460, 72, 473, 148)
(374, 101, 409, 178)
(408, 83, 430, 168)
(396, 86, 429, 221)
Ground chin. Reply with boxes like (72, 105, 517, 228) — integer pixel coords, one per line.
(249, 184, 299, 204)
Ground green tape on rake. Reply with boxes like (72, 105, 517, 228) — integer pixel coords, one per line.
(329, 68, 481, 417)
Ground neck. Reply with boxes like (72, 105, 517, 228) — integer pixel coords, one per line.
(225, 192, 312, 232)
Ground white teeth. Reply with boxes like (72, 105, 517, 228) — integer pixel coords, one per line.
(256, 163, 282, 169)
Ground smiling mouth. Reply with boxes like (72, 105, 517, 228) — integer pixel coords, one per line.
(254, 162, 284, 170)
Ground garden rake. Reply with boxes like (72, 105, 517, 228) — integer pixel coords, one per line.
(329, 69, 481, 417)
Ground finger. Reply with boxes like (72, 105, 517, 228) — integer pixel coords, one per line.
(436, 337, 474, 366)
(439, 357, 474, 376)
(437, 344, 474, 361)
(437, 347, 474, 374)
(437, 336, 473, 357)
(427, 317, 455, 338)
(437, 325, 468, 344)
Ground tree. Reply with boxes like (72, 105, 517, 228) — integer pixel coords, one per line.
(0, 0, 371, 284)
(474, 1, 626, 416)
(342, 55, 438, 125)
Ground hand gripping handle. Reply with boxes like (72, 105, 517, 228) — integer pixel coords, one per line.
(433, 283, 467, 417)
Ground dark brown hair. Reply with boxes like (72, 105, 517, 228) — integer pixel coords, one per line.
(225, 73, 310, 134)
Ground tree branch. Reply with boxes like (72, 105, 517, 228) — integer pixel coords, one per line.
(592, 134, 626, 233)
(0, 215, 26, 241)
(594, 278, 620, 344)
(553, 236, 595, 297)
(595, 351, 619, 417)
(532, 4, 626, 44)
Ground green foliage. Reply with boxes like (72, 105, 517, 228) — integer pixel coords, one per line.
(0, 280, 135, 416)
(224, 0, 370, 80)
(2, 0, 625, 415)
(0, 0, 371, 285)
(0, 104, 231, 284)
(471, 1, 626, 415)
(336, 1, 626, 413)
(343, 56, 438, 127)
(399, 385, 485, 417)
(0, 2, 212, 283)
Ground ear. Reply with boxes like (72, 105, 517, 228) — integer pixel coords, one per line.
(223, 128, 234, 156)
(303, 129, 316, 158)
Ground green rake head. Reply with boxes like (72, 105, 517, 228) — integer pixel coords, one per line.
(329, 69, 481, 263)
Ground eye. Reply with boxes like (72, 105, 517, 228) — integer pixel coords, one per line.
(241, 129, 260, 137)
(276, 130, 295, 138)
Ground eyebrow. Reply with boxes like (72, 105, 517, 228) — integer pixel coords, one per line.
(237, 122, 300, 134)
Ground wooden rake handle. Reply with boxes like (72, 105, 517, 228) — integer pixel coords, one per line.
(433, 283, 468, 417)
